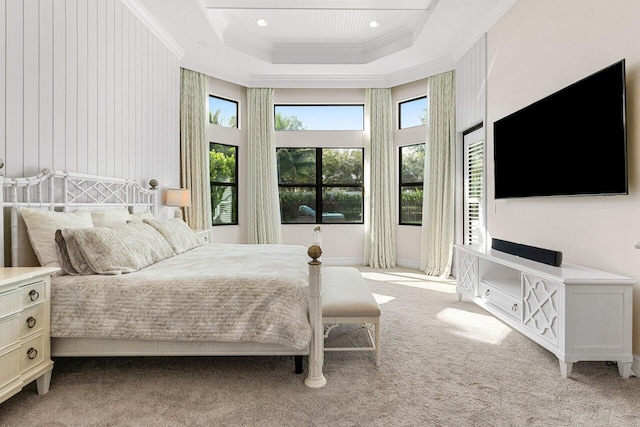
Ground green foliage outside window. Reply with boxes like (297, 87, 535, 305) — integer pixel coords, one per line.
(275, 112, 305, 131)
(210, 143, 237, 225)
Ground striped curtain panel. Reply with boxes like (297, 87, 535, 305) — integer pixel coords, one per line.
(179, 68, 212, 231)
(364, 88, 397, 268)
(420, 70, 456, 277)
(247, 88, 282, 244)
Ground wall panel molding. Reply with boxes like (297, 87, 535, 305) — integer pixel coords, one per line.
(0, 0, 180, 198)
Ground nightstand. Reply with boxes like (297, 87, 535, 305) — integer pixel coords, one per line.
(0, 267, 59, 405)
(195, 229, 212, 244)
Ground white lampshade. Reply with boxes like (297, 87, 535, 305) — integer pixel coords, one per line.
(165, 188, 191, 207)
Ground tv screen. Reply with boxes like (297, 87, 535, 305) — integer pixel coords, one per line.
(494, 60, 627, 199)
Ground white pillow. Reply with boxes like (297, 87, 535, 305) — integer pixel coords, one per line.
(128, 211, 156, 222)
(21, 207, 94, 268)
(143, 218, 202, 255)
(91, 209, 132, 227)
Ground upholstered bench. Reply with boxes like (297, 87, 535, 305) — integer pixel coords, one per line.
(322, 267, 381, 365)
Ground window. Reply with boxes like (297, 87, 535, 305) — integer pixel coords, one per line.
(274, 105, 364, 131)
(399, 96, 428, 129)
(209, 95, 238, 128)
(463, 129, 485, 245)
(277, 148, 364, 224)
(399, 144, 425, 225)
(210, 143, 238, 225)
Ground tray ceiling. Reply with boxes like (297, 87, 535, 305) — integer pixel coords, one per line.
(134, 0, 518, 87)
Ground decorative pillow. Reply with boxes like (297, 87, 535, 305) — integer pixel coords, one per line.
(91, 209, 132, 227)
(143, 218, 203, 255)
(128, 211, 155, 222)
(21, 207, 94, 268)
(68, 223, 175, 275)
(55, 229, 96, 275)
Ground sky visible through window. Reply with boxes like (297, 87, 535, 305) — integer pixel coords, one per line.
(400, 96, 428, 129)
(275, 105, 364, 130)
(209, 96, 237, 128)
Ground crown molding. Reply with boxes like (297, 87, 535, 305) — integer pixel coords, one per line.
(180, 54, 251, 87)
(451, 0, 518, 61)
(203, 0, 432, 11)
(385, 56, 455, 87)
(122, 0, 185, 59)
(249, 74, 388, 89)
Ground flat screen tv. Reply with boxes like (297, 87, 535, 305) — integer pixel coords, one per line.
(493, 60, 627, 199)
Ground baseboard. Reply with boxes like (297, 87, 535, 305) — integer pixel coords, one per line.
(321, 258, 365, 266)
(396, 259, 421, 270)
(632, 354, 640, 377)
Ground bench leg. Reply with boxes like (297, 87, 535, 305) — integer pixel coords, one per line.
(375, 320, 381, 366)
(295, 355, 303, 374)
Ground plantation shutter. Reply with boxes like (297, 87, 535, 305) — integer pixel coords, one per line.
(463, 138, 484, 245)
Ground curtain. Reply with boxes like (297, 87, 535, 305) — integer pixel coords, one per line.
(364, 88, 397, 268)
(247, 88, 282, 244)
(179, 68, 212, 231)
(420, 70, 456, 277)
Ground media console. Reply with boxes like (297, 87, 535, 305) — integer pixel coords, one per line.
(454, 244, 635, 378)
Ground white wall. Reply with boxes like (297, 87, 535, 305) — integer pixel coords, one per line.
(391, 79, 427, 269)
(208, 76, 248, 244)
(487, 0, 640, 352)
(454, 36, 487, 247)
(275, 88, 366, 263)
(0, 0, 180, 217)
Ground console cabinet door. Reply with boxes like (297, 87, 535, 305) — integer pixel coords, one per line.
(457, 251, 479, 297)
(522, 274, 559, 346)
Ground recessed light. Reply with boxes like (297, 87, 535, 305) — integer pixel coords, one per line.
(257, 19, 268, 27)
(369, 21, 380, 28)
(198, 41, 207, 46)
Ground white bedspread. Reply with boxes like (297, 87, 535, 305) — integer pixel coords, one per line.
(50, 244, 312, 351)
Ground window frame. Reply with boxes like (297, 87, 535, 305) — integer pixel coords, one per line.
(462, 123, 485, 245)
(398, 143, 425, 226)
(274, 104, 365, 131)
(210, 142, 239, 226)
(398, 95, 427, 130)
(277, 147, 365, 224)
(208, 94, 240, 129)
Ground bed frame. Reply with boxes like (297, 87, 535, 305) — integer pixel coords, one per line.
(0, 161, 326, 388)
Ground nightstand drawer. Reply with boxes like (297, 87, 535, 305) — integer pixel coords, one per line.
(0, 315, 20, 352)
(0, 346, 21, 388)
(21, 334, 44, 373)
(20, 305, 44, 338)
(0, 288, 21, 318)
(21, 281, 45, 309)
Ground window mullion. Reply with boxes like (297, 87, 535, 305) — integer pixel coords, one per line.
(316, 148, 323, 224)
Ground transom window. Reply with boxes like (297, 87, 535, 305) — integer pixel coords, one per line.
(399, 144, 425, 225)
(209, 95, 238, 128)
(399, 96, 428, 129)
(277, 148, 364, 224)
(210, 143, 238, 225)
(274, 105, 364, 131)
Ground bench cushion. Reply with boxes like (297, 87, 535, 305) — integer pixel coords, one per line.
(322, 267, 381, 318)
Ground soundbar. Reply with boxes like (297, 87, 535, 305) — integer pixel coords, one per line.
(491, 238, 563, 267)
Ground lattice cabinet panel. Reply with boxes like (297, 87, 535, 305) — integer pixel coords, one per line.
(522, 274, 559, 346)
(457, 251, 478, 297)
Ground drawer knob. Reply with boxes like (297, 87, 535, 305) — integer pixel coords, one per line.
(512, 304, 518, 312)
(27, 348, 38, 360)
(29, 290, 40, 301)
(485, 290, 490, 297)
(26, 316, 37, 328)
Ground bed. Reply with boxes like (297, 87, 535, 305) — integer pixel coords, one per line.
(0, 167, 326, 388)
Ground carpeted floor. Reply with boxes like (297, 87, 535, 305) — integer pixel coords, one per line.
(1, 266, 639, 426)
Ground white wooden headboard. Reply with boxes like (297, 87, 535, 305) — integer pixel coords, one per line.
(0, 159, 159, 267)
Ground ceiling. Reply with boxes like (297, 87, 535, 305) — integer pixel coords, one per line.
(134, 0, 518, 88)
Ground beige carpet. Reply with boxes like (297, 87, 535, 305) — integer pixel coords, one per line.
(1, 266, 640, 426)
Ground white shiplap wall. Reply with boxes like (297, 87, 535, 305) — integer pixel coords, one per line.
(0, 0, 180, 193)
(455, 34, 486, 131)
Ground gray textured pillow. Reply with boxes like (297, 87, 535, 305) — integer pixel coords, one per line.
(69, 223, 175, 275)
(55, 229, 96, 276)
(143, 218, 203, 255)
